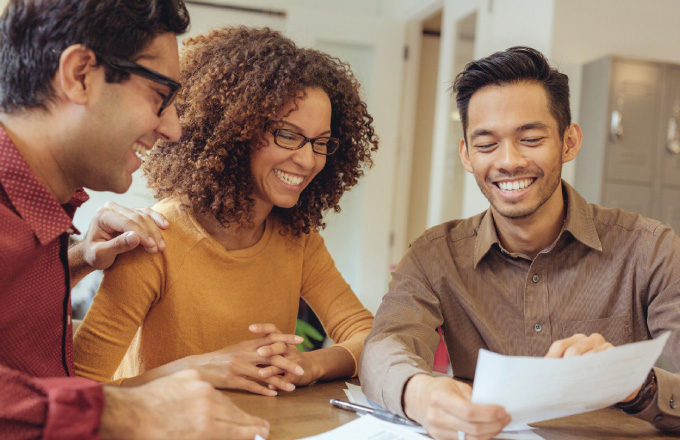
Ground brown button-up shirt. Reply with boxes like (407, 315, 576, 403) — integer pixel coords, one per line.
(359, 182, 680, 430)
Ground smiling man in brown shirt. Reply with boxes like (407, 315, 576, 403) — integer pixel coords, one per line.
(359, 47, 680, 440)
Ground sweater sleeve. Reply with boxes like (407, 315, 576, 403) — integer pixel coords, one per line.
(73, 244, 164, 384)
(0, 364, 104, 439)
(300, 231, 373, 376)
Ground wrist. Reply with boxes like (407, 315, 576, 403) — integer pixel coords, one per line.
(403, 374, 432, 421)
(101, 387, 147, 439)
(615, 369, 657, 414)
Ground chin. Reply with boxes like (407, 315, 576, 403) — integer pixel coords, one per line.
(273, 197, 301, 209)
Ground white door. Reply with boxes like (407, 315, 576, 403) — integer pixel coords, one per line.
(285, 9, 407, 313)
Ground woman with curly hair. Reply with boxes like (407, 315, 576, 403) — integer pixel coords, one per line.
(73, 26, 377, 396)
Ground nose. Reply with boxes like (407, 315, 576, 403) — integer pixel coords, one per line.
(497, 139, 528, 172)
(291, 140, 317, 170)
(155, 104, 182, 142)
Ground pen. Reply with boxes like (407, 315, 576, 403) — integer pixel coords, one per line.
(329, 399, 420, 426)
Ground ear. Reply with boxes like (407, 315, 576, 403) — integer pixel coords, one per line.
(459, 137, 474, 173)
(54, 45, 100, 106)
(562, 123, 583, 163)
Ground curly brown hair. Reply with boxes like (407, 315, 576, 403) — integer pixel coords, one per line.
(145, 26, 378, 236)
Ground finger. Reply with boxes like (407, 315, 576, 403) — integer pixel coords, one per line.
(252, 333, 303, 350)
(98, 205, 165, 252)
(249, 323, 284, 335)
(432, 404, 509, 440)
(256, 340, 301, 357)
(138, 207, 170, 230)
(92, 231, 141, 262)
(215, 407, 270, 440)
(564, 333, 607, 357)
(590, 341, 614, 353)
(264, 354, 304, 377)
(225, 375, 279, 397)
(261, 373, 296, 392)
(545, 334, 585, 358)
(257, 365, 284, 378)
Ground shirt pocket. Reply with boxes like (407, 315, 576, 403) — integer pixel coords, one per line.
(557, 314, 632, 346)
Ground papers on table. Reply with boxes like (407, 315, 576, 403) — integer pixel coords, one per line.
(471, 332, 670, 426)
(292, 414, 544, 440)
(296, 415, 428, 440)
(341, 383, 542, 440)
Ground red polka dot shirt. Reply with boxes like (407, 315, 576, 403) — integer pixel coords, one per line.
(0, 128, 103, 438)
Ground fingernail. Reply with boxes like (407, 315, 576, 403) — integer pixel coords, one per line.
(295, 366, 304, 375)
(124, 231, 136, 246)
(257, 348, 266, 356)
(269, 389, 277, 396)
(159, 238, 166, 249)
(287, 383, 295, 391)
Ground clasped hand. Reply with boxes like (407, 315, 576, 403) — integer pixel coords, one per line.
(190, 323, 312, 396)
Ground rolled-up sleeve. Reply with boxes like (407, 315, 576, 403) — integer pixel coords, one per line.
(0, 364, 104, 439)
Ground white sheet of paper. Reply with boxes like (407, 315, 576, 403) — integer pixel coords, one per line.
(342, 383, 538, 438)
(471, 333, 669, 426)
(344, 382, 373, 407)
(288, 415, 543, 440)
(296, 415, 428, 440)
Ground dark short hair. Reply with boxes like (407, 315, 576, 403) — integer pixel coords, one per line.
(452, 46, 571, 142)
(0, 0, 190, 113)
(145, 26, 379, 236)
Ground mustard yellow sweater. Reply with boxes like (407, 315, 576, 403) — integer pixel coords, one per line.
(73, 198, 373, 383)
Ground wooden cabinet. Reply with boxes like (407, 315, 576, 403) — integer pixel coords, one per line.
(576, 56, 680, 234)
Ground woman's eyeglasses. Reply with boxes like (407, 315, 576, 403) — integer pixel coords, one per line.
(270, 128, 340, 155)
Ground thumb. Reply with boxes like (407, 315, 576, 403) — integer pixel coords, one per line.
(105, 231, 141, 255)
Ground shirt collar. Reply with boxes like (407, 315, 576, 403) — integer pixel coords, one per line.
(560, 180, 602, 252)
(0, 127, 86, 245)
(472, 180, 602, 268)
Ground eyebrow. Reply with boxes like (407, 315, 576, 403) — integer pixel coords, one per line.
(280, 120, 331, 136)
(469, 121, 550, 140)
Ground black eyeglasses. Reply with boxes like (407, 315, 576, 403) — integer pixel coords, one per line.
(270, 128, 340, 156)
(95, 53, 181, 117)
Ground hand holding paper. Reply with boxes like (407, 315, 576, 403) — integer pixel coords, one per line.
(471, 333, 670, 426)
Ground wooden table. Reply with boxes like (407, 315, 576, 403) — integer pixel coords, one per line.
(225, 380, 678, 440)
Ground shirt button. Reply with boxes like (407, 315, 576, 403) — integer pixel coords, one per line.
(670, 397, 676, 409)
(655, 415, 664, 422)
(534, 323, 542, 332)
(532, 274, 540, 283)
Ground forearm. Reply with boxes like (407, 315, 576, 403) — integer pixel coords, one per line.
(120, 356, 193, 387)
(68, 241, 94, 287)
(303, 346, 355, 382)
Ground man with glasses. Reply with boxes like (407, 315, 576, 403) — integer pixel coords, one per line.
(0, 0, 269, 438)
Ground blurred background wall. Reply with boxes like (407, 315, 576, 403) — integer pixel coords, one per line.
(2, 0, 679, 313)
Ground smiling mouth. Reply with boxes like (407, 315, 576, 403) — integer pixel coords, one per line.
(495, 178, 535, 193)
(132, 142, 149, 159)
(274, 169, 304, 186)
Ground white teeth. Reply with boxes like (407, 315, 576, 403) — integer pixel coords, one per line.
(498, 178, 533, 192)
(132, 142, 149, 158)
(274, 169, 304, 186)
